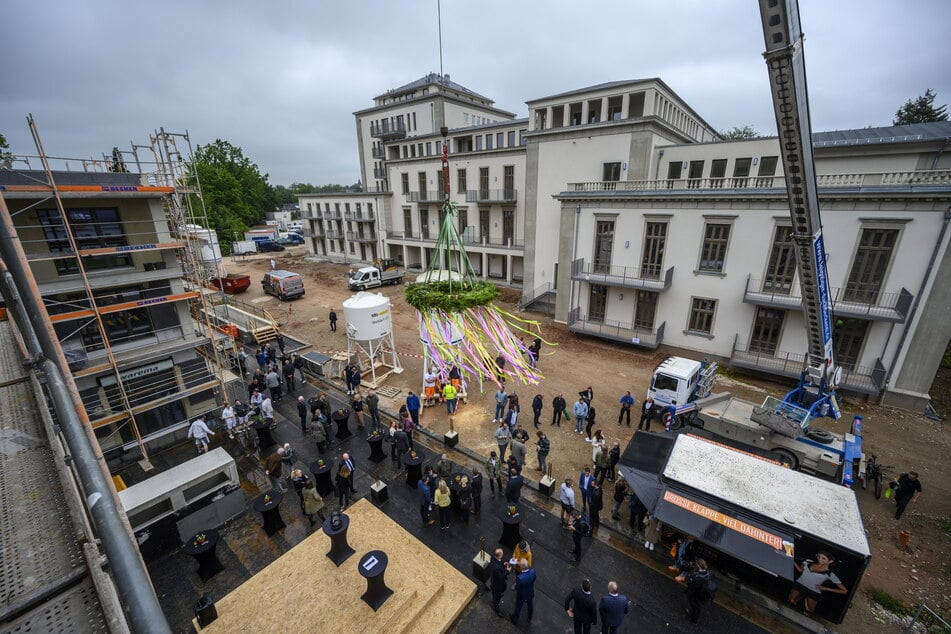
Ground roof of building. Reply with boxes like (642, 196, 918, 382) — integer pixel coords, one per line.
(375, 73, 493, 103)
(526, 78, 661, 104)
(812, 120, 951, 147)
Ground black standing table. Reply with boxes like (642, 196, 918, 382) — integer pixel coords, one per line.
(448, 475, 463, 515)
(252, 420, 276, 451)
(366, 432, 387, 463)
(358, 550, 393, 611)
(182, 529, 225, 582)
(499, 506, 523, 550)
(252, 490, 286, 536)
(333, 409, 352, 441)
(402, 450, 424, 487)
(309, 458, 335, 497)
(322, 512, 355, 566)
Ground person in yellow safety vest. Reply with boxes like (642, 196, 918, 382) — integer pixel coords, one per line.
(443, 382, 458, 415)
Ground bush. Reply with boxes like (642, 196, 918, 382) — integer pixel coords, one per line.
(867, 587, 912, 617)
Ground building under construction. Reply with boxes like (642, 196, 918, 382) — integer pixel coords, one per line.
(0, 122, 237, 473)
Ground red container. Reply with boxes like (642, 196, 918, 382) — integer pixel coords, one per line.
(210, 274, 251, 294)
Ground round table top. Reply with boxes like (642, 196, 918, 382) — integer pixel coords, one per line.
(252, 490, 283, 512)
(252, 420, 271, 430)
(358, 550, 388, 579)
(183, 528, 219, 555)
(309, 458, 335, 475)
(366, 433, 385, 443)
(332, 409, 351, 422)
(402, 452, 423, 466)
(322, 512, 350, 536)
(501, 508, 522, 524)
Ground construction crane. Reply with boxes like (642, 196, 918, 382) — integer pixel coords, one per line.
(758, 0, 843, 424)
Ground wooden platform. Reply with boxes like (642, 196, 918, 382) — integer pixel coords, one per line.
(195, 498, 476, 633)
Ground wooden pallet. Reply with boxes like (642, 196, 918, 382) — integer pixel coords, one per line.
(252, 326, 278, 344)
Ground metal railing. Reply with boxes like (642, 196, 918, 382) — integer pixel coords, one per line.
(373, 167, 387, 179)
(519, 282, 555, 309)
(370, 147, 384, 159)
(344, 211, 375, 222)
(743, 275, 913, 322)
(325, 230, 344, 239)
(465, 189, 518, 203)
(568, 169, 951, 193)
(571, 258, 673, 290)
(568, 308, 665, 348)
(346, 231, 376, 243)
(369, 122, 406, 139)
(407, 191, 442, 202)
(730, 336, 885, 394)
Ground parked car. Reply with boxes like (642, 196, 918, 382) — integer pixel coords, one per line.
(276, 235, 304, 246)
(262, 270, 305, 300)
(256, 240, 285, 252)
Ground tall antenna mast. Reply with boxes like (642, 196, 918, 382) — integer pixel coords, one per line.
(437, 0, 444, 77)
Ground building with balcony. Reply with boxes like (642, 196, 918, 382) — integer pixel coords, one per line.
(1, 168, 225, 470)
(301, 72, 950, 408)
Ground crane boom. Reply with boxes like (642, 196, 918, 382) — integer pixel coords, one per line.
(758, 0, 841, 420)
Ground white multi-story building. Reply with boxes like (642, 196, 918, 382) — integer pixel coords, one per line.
(301, 74, 951, 410)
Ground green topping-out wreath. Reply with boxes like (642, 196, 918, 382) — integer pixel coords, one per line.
(405, 280, 500, 312)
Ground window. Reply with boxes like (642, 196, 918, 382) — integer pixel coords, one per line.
(603, 162, 621, 182)
(503, 209, 514, 244)
(479, 167, 489, 199)
(758, 156, 778, 177)
(732, 158, 752, 187)
(710, 159, 727, 188)
(687, 160, 704, 188)
(503, 165, 515, 196)
(457, 169, 467, 194)
(844, 228, 899, 303)
(426, 142, 432, 156)
(508, 131, 516, 147)
(519, 130, 527, 145)
(464, 113, 469, 123)
(420, 209, 430, 240)
(486, 135, 493, 150)
(349, 243, 355, 254)
(688, 298, 717, 335)
(833, 318, 869, 370)
(667, 161, 683, 180)
(38, 208, 132, 275)
(749, 307, 785, 355)
(634, 291, 657, 330)
(475, 136, 483, 151)
(418, 172, 427, 197)
(479, 208, 490, 241)
(458, 207, 468, 234)
(588, 284, 607, 322)
(401, 173, 410, 195)
(497, 132, 504, 148)
(698, 223, 731, 273)
(763, 225, 795, 294)
(593, 220, 614, 273)
(367, 203, 373, 213)
(345, 203, 351, 213)
(641, 221, 667, 280)
(403, 208, 413, 235)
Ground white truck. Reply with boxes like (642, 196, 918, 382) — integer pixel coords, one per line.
(230, 240, 258, 256)
(348, 266, 404, 291)
(648, 356, 863, 483)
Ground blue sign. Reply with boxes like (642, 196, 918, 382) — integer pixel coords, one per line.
(813, 235, 833, 358)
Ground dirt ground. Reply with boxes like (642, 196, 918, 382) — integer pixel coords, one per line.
(222, 248, 950, 631)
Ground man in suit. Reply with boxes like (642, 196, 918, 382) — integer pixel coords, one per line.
(578, 467, 595, 513)
(341, 452, 356, 494)
(565, 578, 598, 634)
(487, 548, 509, 616)
(598, 581, 629, 634)
(510, 559, 536, 625)
(505, 468, 524, 505)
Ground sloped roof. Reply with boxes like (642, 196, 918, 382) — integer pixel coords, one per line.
(375, 73, 493, 103)
(813, 120, 951, 146)
(526, 78, 660, 104)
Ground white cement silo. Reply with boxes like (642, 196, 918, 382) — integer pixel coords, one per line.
(342, 292, 402, 392)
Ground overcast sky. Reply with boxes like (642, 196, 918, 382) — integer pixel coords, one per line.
(3, 1, 949, 186)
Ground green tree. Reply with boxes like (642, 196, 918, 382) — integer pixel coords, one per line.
(190, 140, 276, 254)
(0, 133, 12, 169)
(893, 89, 948, 125)
(719, 125, 760, 140)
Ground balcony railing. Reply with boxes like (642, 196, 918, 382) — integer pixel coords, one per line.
(322, 210, 341, 219)
(371, 146, 384, 159)
(325, 230, 344, 240)
(568, 308, 665, 349)
(465, 189, 518, 203)
(373, 167, 387, 179)
(730, 336, 885, 395)
(346, 231, 376, 243)
(406, 191, 443, 203)
(571, 258, 673, 291)
(742, 275, 913, 323)
(369, 122, 406, 139)
(567, 169, 951, 193)
(344, 211, 375, 222)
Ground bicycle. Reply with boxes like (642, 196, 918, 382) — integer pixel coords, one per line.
(863, 454, 892, 500)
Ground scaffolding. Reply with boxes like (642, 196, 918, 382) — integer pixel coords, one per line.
(0, 117, 231, 467)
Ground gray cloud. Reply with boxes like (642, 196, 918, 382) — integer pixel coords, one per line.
(3, 0, 949, 184)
